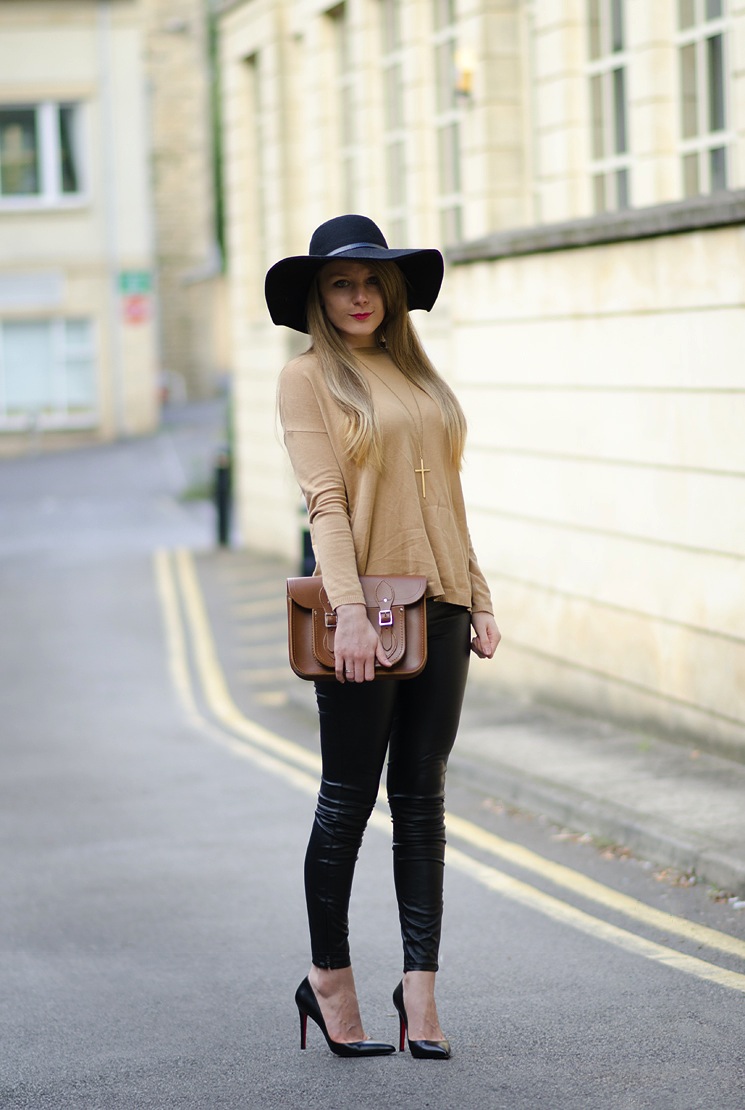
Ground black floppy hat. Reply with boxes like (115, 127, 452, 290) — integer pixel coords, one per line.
(264, 214, 444, 333)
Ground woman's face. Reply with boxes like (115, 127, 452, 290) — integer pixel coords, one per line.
(317, 261, 385, 348)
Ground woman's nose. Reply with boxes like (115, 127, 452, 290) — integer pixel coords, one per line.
(351, 283, 369, 304)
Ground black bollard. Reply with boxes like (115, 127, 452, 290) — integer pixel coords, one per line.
(214, 448, 232, 547)
(299, 503, 315, 576)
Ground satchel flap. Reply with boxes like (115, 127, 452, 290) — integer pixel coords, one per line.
(359, 575, 427, 608)
(287, 576, 331, 613)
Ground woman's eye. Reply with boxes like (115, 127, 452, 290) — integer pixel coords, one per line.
(367, 276, 379, 286)
(334, 280, 350, 288)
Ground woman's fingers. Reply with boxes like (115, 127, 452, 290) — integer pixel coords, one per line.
(470, 613, 501, 659)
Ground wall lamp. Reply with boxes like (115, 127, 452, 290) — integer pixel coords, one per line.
(455, 46, 476, 100)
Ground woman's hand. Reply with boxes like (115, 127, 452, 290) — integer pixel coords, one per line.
(333, 604, 392, 683)
(470, 611, 501, 659)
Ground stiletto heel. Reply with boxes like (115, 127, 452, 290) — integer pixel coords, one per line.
(392, 981, 451, 1060)
(397, 1010, 406, 1053)
(295, 977, 396, 1058)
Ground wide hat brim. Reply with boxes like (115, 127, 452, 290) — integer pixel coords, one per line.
(265, 245, 444, 334)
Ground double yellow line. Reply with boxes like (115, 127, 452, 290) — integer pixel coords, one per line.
(154, 547, 745, 994)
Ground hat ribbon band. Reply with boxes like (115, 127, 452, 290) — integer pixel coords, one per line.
(326, 241, 385, 256)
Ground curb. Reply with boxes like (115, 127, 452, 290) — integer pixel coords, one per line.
(448, 750, 745, 896)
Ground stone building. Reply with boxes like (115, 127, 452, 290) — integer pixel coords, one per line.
(0, 0, 222, 452)
(141, 0, 224, 401)
(218, 0, 745, 759)
(0, 0, 159, 445)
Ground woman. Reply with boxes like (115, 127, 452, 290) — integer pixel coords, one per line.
(265, 215, 500, 1059)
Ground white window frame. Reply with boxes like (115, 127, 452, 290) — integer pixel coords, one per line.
(676, 0, 733, 196)
(0, 101, 87, 210)
(586, 0, 632, 212)
(0, 318, 98, 430)
(432, 1, 464, 244)
(380, 0, 408, 245)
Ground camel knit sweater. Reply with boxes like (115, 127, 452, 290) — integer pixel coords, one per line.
(278, 346, 493, 615)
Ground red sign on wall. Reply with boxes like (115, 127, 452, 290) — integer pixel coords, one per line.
(122, 293, 150, 324)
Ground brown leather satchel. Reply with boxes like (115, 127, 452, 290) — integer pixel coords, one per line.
(286, 575, 428, 680)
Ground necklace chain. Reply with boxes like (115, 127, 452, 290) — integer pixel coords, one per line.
(362, 363, 431, 497)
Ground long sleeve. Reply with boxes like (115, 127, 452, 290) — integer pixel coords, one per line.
(468, 532, 494, 614)
(278, 358, 366, 608)
(278, 349, 493, 616)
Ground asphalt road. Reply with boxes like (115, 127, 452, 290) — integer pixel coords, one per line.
(1, 407, 743, 1109)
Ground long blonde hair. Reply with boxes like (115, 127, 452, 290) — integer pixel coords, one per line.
(305, 260, 466, 470)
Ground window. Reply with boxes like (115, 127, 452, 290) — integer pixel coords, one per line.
(586, 0, 631, 212)
(381, 0, 407, 244)
(244, 55, 267, 267)
(0, 102, 84, 205)
(433, 0, 463, 243)
(328, 4, 355, 211)
(677, 0, 730, 196)
(0, 319, 96, 428)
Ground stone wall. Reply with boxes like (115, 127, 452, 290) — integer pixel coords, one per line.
(217, 0, 745, 755)
(142, 0, 222, 399)
(449, 197, 745, 759)
(0, 0, 159, 442)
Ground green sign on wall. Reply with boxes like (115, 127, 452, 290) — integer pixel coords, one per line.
(118, 271, 152, 295)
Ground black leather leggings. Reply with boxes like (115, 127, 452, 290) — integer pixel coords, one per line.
(306, 600, 471, 972)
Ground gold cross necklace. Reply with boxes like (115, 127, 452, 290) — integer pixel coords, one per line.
(363, 363, 430, 497)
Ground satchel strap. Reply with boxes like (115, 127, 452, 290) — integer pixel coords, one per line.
(316, 578, 405, 629)
(319, 585, 337, 629)
(374, 580, 396, 627)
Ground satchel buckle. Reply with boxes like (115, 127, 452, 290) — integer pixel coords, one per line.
(324, 612, 337, 628)
(378, 607, 393, 627)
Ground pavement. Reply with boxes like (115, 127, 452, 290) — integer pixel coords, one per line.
(192, 543, 745, 901)
(14, 393, 745, 901)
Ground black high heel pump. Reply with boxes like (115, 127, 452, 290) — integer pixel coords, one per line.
(392, 980, 451, 1060)
(295, 977, 395, 1058)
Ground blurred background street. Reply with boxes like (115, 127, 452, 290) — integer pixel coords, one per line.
(1, 404, 744, 1109)
(2, 2, 745, 1105)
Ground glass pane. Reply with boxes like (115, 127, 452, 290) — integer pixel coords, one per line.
(680, 44, 698, 138)
(64, 357, 95, 409)
(433, 0, 455, 31)
(3, 322, 53, 412)
(381, 0, 401, 52)
(439, 204, 462, 245)
(706, 0, 723, 18)
(386, 140, 406, 206)
(384, 63, 403, 130)
(613, 67, 627, 153)
(591, 74, 605, 159)
(0, 108, 39, 196)
(329, 4, 349, 72)
(59, 105, 81, 194)
(342, 156, 354, 212)
(588, 0, 602, 59)
(678, 0, 696, 28)
(683, 151, 700, 195)
(435, 39, 456, 113)
(437, 122, 461, 193)
(64, 319, 92, 348)
(611, 0, 624, 52)
(707, 35, 726, 131)
(710, 145, 727, 190)
(388, 217, 406, 247)
(593, 174, 607, 212)
(616, 167, 630, 208)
